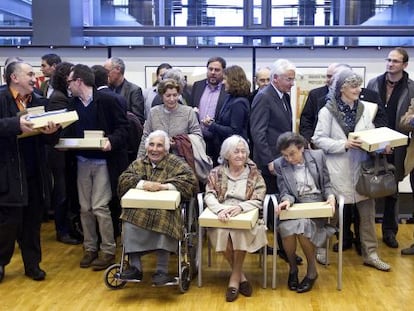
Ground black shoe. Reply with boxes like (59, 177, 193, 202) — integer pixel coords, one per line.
(57, 234, 82, 245)
(383, 235, 399, 248)
(152, 271, 176, 286)
(287, 270, 299, 291)
(120, 266, 143, 281)
(0, 265, 4, 283)
(25, 267, 46, 281)
(332, 242, 353, 252)
(297, 275, 318, 293)
(277, 250, 303, 265)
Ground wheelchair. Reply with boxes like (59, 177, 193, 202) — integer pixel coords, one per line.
(103, 197, 199, 293)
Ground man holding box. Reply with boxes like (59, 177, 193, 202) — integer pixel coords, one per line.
(0, 61, 60, 282)
(366, 47, 414, 249)
(66, 64, 129, 271)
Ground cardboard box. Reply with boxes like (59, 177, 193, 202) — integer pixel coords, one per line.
(199, 208, 259, 229)
(348, 127, 408, 152)
(120, 189, 181, 210)
(54, 137, 109, 149)
(279, 202, 333, 220)
(27, 109, 79, 129)
(18, 109, 79, 138)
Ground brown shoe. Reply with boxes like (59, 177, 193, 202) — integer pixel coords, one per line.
(91, 253, 115, 271)
(239, 280, 253, 297)
(225, 287, 239, 302)
(80, 251, 98, 268)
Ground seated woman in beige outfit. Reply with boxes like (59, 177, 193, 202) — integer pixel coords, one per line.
(204, 135, 267, 302)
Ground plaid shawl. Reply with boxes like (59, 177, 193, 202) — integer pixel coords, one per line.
(206, 159, 266, 203)
(118, 153, 197, 240)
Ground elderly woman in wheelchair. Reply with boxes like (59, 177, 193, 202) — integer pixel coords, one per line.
(273, 132, 336, 293)
(204, 135, 267, 302)
(117, 130, 197, 286)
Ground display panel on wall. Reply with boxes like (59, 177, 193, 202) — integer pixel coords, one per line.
(291, 66, 366, 132)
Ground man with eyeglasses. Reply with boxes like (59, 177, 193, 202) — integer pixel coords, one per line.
(65, 64, 129, 271)
(250, 59, 302, 264)
(367, 47, 414, 250)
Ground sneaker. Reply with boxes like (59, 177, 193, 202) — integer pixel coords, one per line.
(363, 257, 391, 271)
(152, 271, 176, 286)
(80, 251, 98, 268)
(91, 253, 116, 271)
(120, 266, 143, 281)
(316, 248, 327, 265)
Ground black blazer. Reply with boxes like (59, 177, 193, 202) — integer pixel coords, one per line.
(64, 89, 129, 193)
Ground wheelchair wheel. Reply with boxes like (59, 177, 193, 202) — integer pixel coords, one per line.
(179, 263, 191, 293)
(104, 264, 127, 290)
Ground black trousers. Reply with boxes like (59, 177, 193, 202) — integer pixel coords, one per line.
(0, 177, 43, 270)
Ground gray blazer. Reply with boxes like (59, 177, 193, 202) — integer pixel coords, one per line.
(120, 79, 145, 125)
(273, 149, 334, 205)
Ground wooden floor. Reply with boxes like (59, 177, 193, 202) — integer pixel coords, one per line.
(1, 222, 414, 311)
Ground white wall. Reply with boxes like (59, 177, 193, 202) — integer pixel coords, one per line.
(1, 46, 413, 87)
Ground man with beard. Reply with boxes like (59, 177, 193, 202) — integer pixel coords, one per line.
(190, 56, 227, 165)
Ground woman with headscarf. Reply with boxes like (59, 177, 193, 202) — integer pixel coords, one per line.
(312, 69, 390, 272)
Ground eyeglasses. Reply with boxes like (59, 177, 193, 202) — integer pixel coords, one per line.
(67, 78, 77, 84)
(385, 58, 405, 64)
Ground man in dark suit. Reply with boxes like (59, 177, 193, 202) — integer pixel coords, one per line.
(104, 57, 145, 125)
(250, 59, 302, 263)
(0, 61, 60, 282)
(190, 56, 227, 165)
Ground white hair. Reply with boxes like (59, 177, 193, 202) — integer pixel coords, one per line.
(144, 130, 171, 152)
(162, 68, 186, 92)
(218, 135, 250, 165)
(270, 59, 296, 79)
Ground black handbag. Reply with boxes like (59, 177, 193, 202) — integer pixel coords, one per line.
(356, 153, 397, 199)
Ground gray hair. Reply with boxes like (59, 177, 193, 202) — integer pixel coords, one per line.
(162, 68, 186, 92)
(329, 69, 363, 100)
(218, 135, 250, 165)
(270, 59, 296, 79)
(109, 57, 125, 74)
(144, 130, 171, 152)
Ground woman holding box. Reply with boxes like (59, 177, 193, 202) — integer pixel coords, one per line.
(204, 135, 267, 302)
(117, 130, 197, 285)
(273, 132, 336, 293)
(312, 69, 390, 271)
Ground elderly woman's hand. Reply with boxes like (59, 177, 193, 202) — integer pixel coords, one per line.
(275, 200, 290, 215)
(345, 137, 362, 150)
(143, 181, 165, 192)
(217, 206, 242, 222)
(326, 196, 336, 213)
